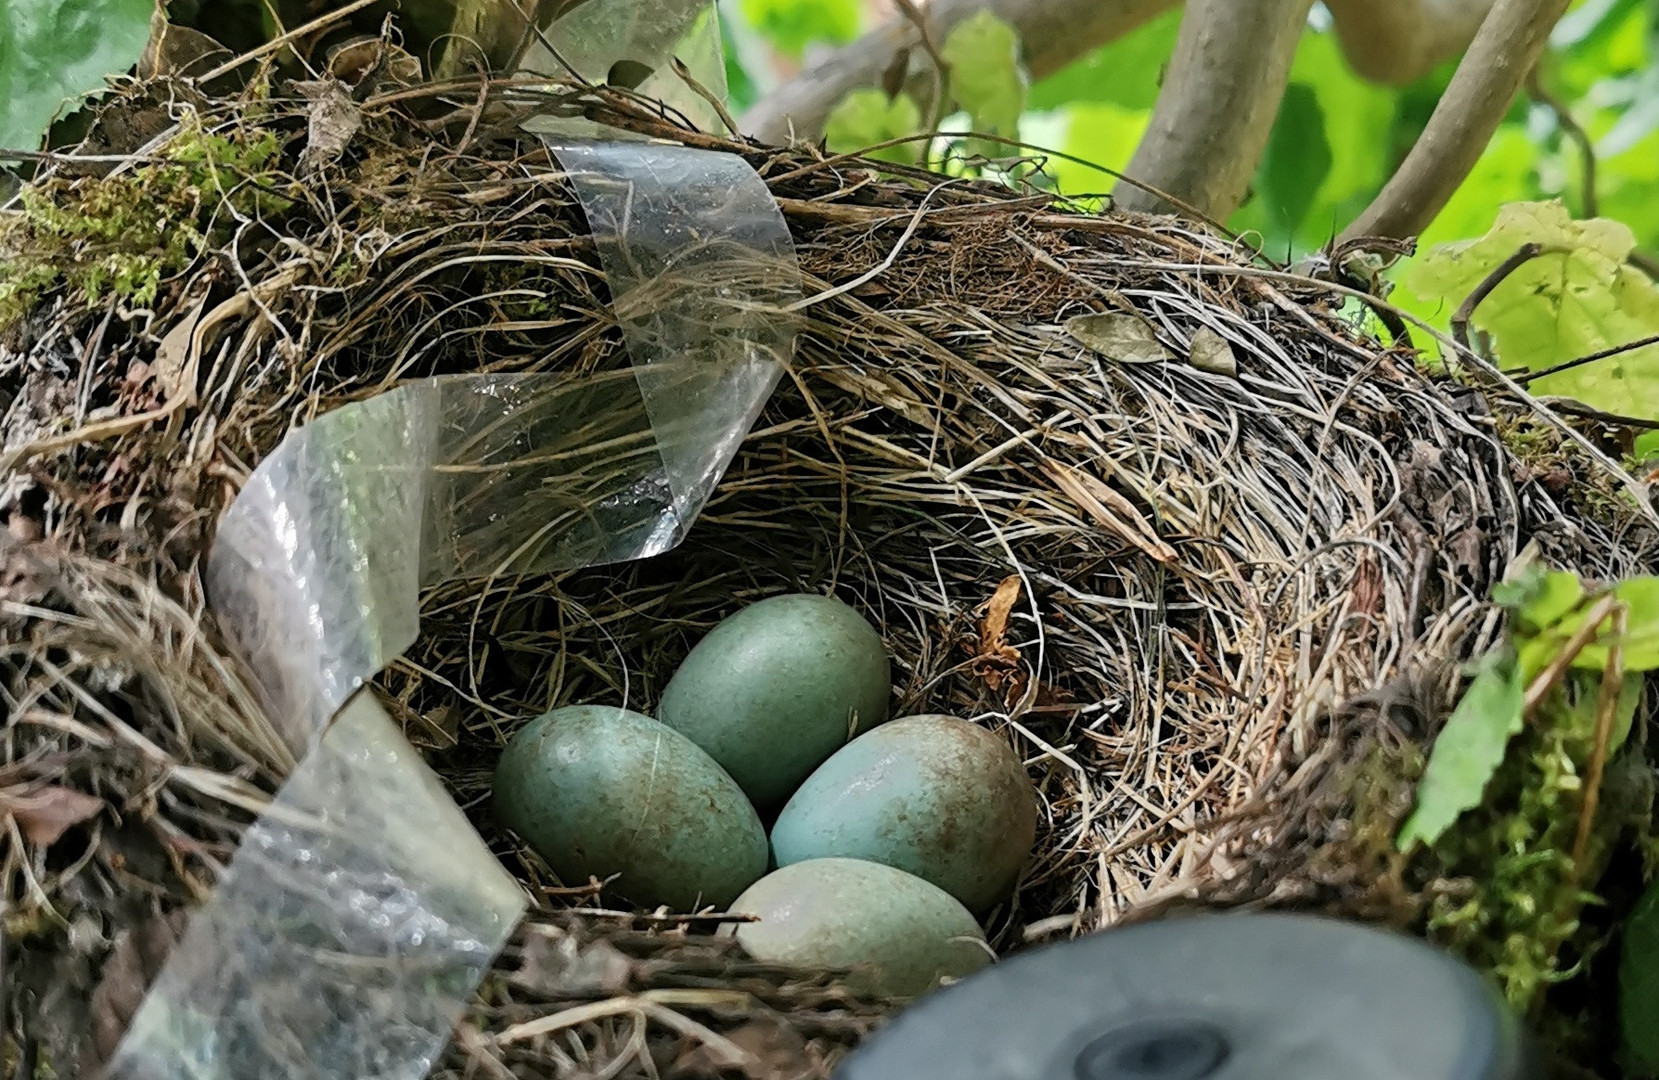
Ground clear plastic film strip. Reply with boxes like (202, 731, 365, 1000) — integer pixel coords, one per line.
(102, 138, 800, 1079)
(525, 0, 728, 136)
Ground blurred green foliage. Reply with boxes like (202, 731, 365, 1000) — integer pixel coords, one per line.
(0, 0, 153, 157)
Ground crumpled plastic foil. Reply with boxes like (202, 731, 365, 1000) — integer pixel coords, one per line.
(102, 7, 799, 1077)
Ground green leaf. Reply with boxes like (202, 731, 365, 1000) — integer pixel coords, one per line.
(1252, 84, 1332, 241)
(1, 0, 152, 156)
(738, 0, 859, 58)
(1027, 6, 1180, 111)
(1231, 31, 1399, 255)
(823, 89, 922, 164)
(1397, 652, 1527, 850)
(941, 10, 1025, 154)
(1494, 566, 1587, 633)
(1404, 200, 1659, 415)
(1612, 671, 1643, 753)
(1620, 873, 1659, 1070)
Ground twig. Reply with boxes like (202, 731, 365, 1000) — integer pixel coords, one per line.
(1572, 605, 1623, 873)
(1527, 66, 1598, 218)
(669, 57, 739, 136)
(893, 0, 952, 136)
(1522, 593, 1617, 714)
(198, 0, 384, 82)
(1514, 332, 1659, 386)
(784, 182, 955, 312)
(1341, 0, 1573, 243)
(1450, 241, 1548, 354)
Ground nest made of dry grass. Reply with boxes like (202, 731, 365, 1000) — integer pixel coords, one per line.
(2, 61, 1656, 1079)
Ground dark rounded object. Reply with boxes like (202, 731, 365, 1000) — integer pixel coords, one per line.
(836, 913, 1536, 1080)
(1074, 1021, 1231, 1080)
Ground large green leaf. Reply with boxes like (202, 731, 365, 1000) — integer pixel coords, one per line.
(1229, 31, 1402, 256)
(1026, 6, 1180, 112)
(941, 10, 1025, 152)
(823, 88, 922, 163)
(0, 0, 152, 155)
(1397, 651, 1527, 850)
(1251, 84, 1331, 243)
(738, 0, 859, 58)
(1621, 873, 1659, 1070)
(1404, 200, 1659, 412)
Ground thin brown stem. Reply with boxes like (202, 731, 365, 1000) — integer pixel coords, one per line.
(1341, 0, 1573, 243)
(1572, 606, 1624, 874)
(1514, 332, 1659, 387)
(1527, 66, 1599, 218)
(1451, 242, 1548, 355)
(1523, 594, 1618, 715)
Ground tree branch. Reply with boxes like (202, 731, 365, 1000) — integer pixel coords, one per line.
(1339, 0, 1572, 243)
(739, 0, 1177, 145)
(1322, 0, 1498, 85)
(1113, 0, 1314, 219)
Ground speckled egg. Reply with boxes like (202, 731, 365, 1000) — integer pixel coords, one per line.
(770, 714, 1036, 912)
(657, 593, 892, 809)
(493, 705, 767, 911)
(729, 858, 991, 998)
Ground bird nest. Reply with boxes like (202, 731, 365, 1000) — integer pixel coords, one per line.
(3, 69, 1655, 1079)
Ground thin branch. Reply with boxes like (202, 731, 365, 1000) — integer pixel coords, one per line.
(740, 0, 1177, 144)
(1113, 0, 1315, 218)
(1573, 606, 1624, 874)
(1340, 0, 1574, 243)
(198, 0, 384, 82)
(1527, 66, 1599, 218)
(893, 0, 953, 136)
(1514, 332, 1659, 387)
(1451, 242, 1549, 354)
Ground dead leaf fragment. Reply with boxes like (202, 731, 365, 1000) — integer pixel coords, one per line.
(1188, 326, 1239, 378)
(2, 784, 104, 846)
(1042, 459, 1178, 565)
(970, 575, 1026, 698)
(298, 81, 363, 173)
(1065, 312, 1172, 365)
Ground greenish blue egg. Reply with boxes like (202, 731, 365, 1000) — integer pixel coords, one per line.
(770, 714, 1036, 912)
(493, 705, 767, 911)
(658, 593, 892, 810)
(729, 858, 991, 998)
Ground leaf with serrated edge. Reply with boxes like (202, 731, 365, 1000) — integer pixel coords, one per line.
(1396, 652, 1526, 850)
(1405, 201, 1659, 419)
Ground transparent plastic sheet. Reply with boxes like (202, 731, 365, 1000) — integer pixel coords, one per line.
(103, 137, 799, 1080)
(524, 0, 727, 136)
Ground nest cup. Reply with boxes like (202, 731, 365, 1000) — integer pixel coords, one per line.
(2, 73, 1654, 1079)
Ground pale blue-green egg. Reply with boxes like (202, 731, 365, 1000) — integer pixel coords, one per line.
(657, 593, 892, 810)
(770, 714, 1036, 911)
(729, 858, 991, 998)
(493, 705, 767, 911)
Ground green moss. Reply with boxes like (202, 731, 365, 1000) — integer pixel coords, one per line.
(0, 120, 296, 331)
(1413, 669, 1650, 1030)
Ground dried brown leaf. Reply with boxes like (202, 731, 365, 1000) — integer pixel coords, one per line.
(1042, 459, 1178, 565)
(2, 784, 103, 846)
(1065, 312, 1172, 365)
(1188, 326, 1239, 378)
